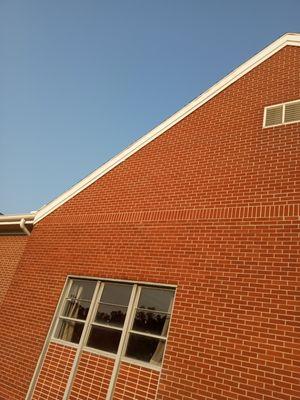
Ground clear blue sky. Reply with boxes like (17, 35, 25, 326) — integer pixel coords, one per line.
(1, 0, 299, 214)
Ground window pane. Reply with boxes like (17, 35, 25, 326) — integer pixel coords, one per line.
(125, 334, 166, 365)
(68, 279, 96, 301)
(86, 326, 121, 353)
(133, 311, 170, 336)
(95, 304, 127, 327)
(100, 283, 132, 306)
(138, 288, 174, 313)
(55, 319, 84, 344)
(62, 299, 90, 320)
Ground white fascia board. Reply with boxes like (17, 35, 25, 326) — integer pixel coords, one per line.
(34, 33, 300, 225)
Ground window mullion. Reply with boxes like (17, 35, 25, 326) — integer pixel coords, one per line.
(58, 316, 85, 323)
(99, 301, 129, 308)
(63, 280, 102, 400)
(121, 284, 141, 358)
(136, 306, 172, 315)
(129, 330, 166, 340)
(105, 283, 138, 400)
(82, 282, 106, 348)
(90, 321, 124, 331)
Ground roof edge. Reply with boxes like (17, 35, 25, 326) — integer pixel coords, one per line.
(34, 33, 300, 224)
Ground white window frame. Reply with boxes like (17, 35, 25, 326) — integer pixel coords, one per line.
(263, 98, 300, 128)
(121, 285, 174, 368)
(26, 276, 176, 400)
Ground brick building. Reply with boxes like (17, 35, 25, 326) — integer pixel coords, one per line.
(0, 214, 34, 307)
(0, 33, 299, 400)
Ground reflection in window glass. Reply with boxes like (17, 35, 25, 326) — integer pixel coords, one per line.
(95, 304, 127, 327)
(51, 279, 174, 369)
(86, 283, 132, 354)
(62, 299, 90, 320)
(55, 319, 84, 344)
(100, 283, 132, 306)
(132, 311, 170, 336)
(125, 334, 166, 365)
(125, 287, 174, 366)
(138, 288, 174, 312)
(68, 279, 97, 301)
(87, 326, 122, 353)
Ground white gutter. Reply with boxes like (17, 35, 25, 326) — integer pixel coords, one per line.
(0, 213, 36, 235)
(20, 218, 31, 236)
(0, 213, 35, 222)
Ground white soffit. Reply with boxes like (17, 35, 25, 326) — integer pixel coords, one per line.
(34, 33, 300, 224)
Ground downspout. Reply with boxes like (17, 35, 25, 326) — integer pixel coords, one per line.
(20, 218, 31, 236)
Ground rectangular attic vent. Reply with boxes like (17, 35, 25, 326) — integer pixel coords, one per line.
(264, 99, 300, 127)
(265, 105, 283, 127)
(285, 101, 300, 123)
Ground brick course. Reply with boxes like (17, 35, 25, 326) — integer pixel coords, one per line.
(0, 45, 299, 400)
(69, 352, 114, 400)
(113, 362, 160, 400)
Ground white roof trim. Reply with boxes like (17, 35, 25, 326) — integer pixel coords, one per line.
(34, 33, 300, 224)
(0, 213, 36, 223)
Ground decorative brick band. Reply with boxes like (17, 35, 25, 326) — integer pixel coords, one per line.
(47, 204, 300, 225)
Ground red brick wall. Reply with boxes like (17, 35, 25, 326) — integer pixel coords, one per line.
(69, 352, 114, 400)
(113, 362, 160, 400)
(0, 235, 28, 306)
(0, 45, 299, 400)
(32, 343, 76, 400)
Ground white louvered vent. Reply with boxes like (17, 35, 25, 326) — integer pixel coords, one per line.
(264, 106, 283, 127)
(284, 101, 300, 123)
(264, 99, 300, 128)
